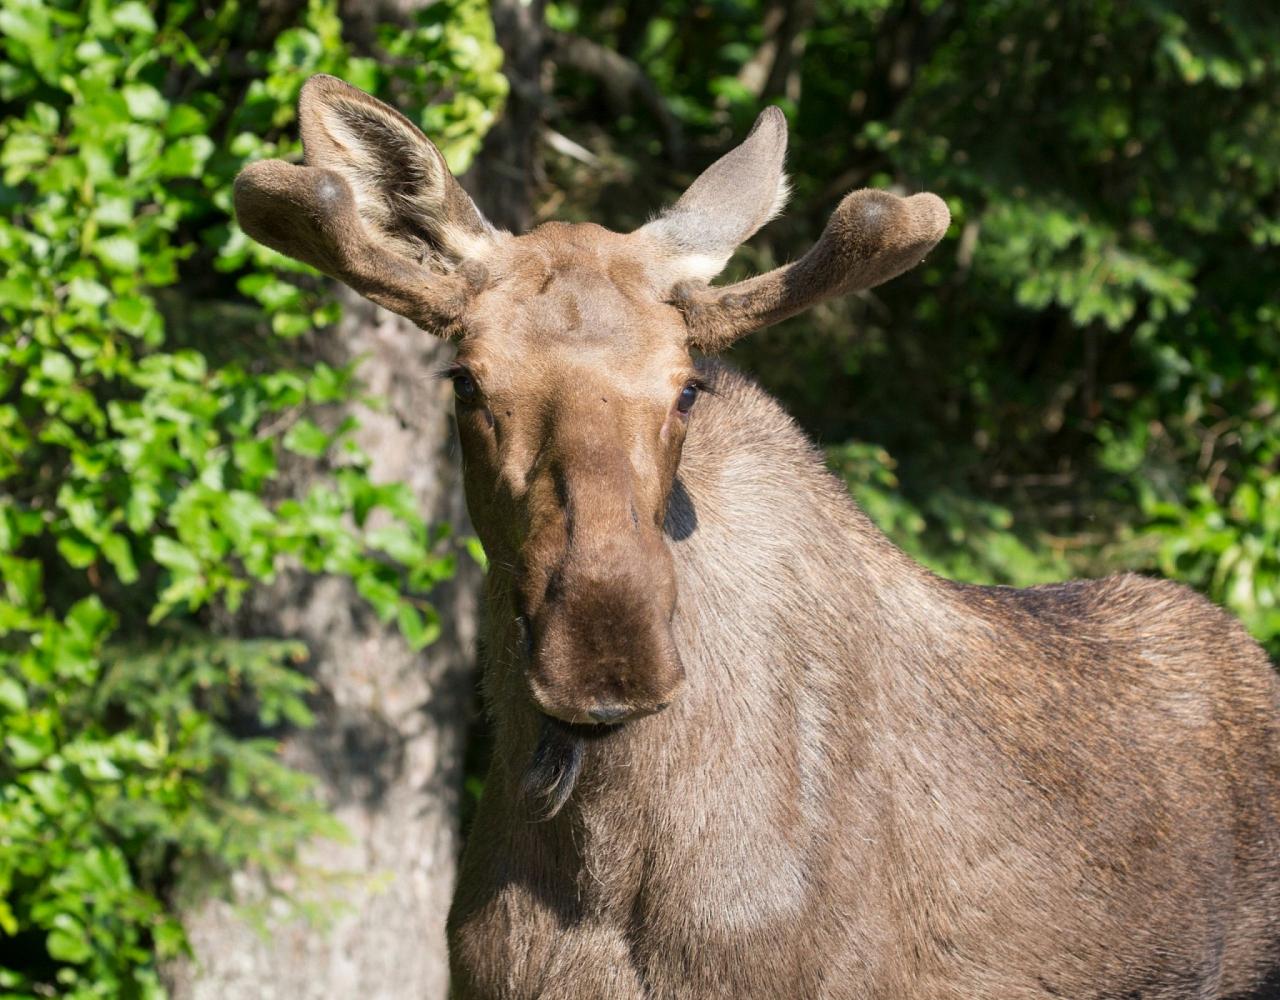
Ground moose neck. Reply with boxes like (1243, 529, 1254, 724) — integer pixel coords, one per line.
(476, 365, 967, 851)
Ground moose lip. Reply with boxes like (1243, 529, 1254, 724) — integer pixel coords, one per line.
(537, 698, 673, 734)
(539, 713, 625, 739)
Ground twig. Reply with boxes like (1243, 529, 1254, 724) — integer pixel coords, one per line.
(547, 30, 685, 165)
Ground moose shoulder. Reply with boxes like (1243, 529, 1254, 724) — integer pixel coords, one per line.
(236, 75, 1280, 1000)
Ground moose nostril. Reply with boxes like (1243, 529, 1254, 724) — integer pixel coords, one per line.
(588, 704, 629, 725)
(514, 616, 533, 660)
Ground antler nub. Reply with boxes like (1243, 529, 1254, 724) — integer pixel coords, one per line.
(673, 188, 950, 350)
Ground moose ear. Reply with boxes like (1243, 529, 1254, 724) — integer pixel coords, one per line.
(234, 75, 499, 333)
(639, 106, 790, 283)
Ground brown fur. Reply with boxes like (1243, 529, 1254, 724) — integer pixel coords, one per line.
(234, 77, 1280, 999)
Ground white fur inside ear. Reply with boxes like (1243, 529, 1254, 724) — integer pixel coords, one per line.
(665, 251, 736, 283)
(767, 174, 792, 228)
(642, 171, 790, 283)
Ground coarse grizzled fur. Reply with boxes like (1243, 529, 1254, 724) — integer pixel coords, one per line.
(233, 74, 1280, 1000)
(450, 365, 1280, 1000)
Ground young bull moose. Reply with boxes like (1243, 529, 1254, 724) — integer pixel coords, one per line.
(236, 75, 1280, 999)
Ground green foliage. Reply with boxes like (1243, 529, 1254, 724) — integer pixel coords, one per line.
(0, 0, 503, 993)
(828, 442, 1070, 587)
(378, 1, 508, 173)
(820, 1, 1280, 651)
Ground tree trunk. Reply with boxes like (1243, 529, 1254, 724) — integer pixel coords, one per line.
(166, 297, 479, 1000)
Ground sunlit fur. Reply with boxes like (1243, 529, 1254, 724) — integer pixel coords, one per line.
(234, 75, 1280, 1000)
(451, 364, 1280, 1000)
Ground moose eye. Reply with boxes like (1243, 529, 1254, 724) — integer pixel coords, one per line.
(453, 373, 478, 403)
(676, 383, 699, 415)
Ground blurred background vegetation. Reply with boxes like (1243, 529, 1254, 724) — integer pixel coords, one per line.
(1, 0, 1277, 995)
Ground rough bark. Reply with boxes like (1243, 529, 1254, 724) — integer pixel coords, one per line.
(166, 295, 479, 1000)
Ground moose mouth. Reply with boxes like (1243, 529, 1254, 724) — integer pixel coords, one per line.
(520, 713, 622, 821)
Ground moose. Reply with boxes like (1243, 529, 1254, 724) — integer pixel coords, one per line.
(236, 75, 1280, 999)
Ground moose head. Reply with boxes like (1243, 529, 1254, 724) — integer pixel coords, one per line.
(235, 74, 948, 734)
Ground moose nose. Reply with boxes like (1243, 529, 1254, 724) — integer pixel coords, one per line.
(587, 704, 629, 725)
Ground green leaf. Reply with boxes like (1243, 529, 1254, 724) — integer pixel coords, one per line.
(0, 899, 18, 936)
(166, 104, 207, 137)
(56, 533, 97, 568)
(111, 1, 157, 34)
(152, 536, 201, 576)
(75, 751, 123, 781)
(122, 84, 168, 121)
(39, 352, 75, 385)
(1, 133, 49, 177)
(125, 482, 160, 533)
(101, 533, 139, 584)
(0, 676, 27, 714)
(272, 311, 313, 337)
(94, 234, 140, 271)
(0, 274, 38, 308)
(367, 523, 422, 565)
(233, 438, 277, 481)
(47, 927, 92, 964)
(158, 135, 214, 177)
(463, 536, 488, 571)
(396, 602, 441, 650)
(152, 917, 188, 959)
(66, 277, 110, 308)
(6, 733, 48, 768)
(65, 595, 112, 646)
(107, 295, 154, 335)
(282, 419, 330, 458)
(356, 572, 401, 622)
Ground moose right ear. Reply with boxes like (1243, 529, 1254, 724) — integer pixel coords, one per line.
(234, 75, 500, 333)
(639, 106, 790, 284)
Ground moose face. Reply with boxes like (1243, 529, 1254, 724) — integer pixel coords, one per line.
(234, 74, 948, 738)
(449, 224, 700, 725)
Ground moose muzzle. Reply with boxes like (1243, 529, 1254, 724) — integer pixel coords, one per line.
(519, 441, 685, 726)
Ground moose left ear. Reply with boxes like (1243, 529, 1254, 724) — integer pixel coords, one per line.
(638, 106, 790, 283)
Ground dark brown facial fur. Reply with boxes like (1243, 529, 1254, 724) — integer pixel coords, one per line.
(237, 75, 1280, 1000)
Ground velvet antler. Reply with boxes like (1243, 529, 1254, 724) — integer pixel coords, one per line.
(635, 106, 949, 350)
(672, 188, 950, 351)
(233, 75, 498, 335)
(235, 159, 474, 330)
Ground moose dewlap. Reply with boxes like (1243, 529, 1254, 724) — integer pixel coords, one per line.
(236, 74, 1280, 999)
